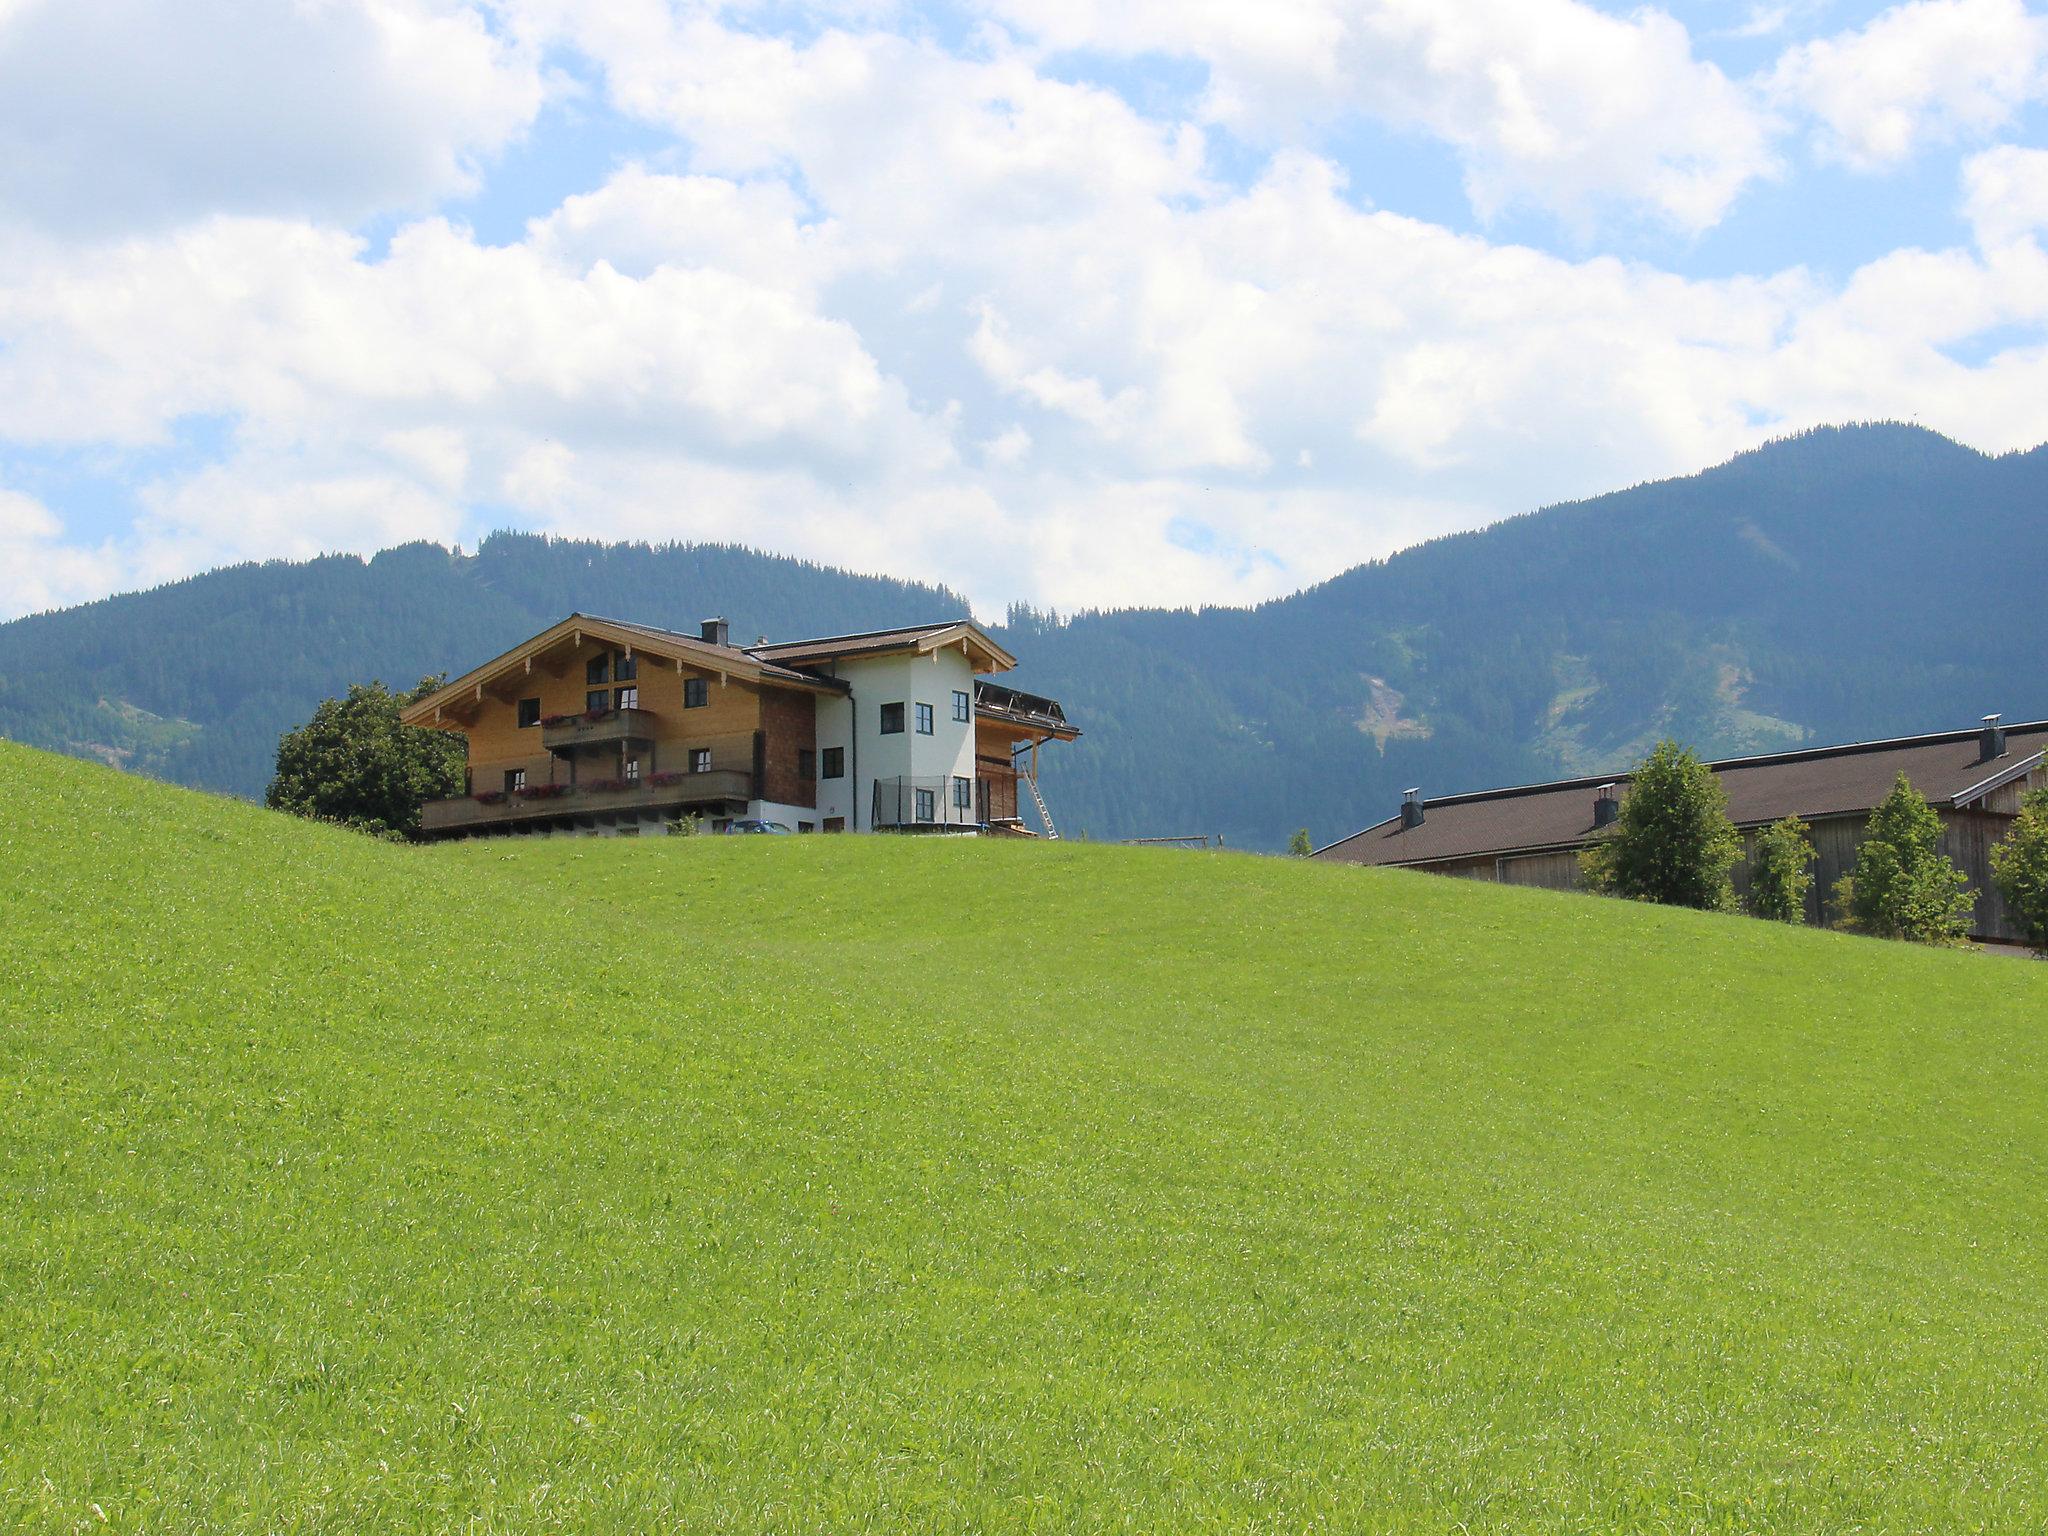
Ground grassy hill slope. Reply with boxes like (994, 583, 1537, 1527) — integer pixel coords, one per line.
(5, 741, 2048, 1532)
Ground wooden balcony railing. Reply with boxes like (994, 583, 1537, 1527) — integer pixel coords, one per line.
(540, 706, 661, 752)
(421, 768, 754, 834)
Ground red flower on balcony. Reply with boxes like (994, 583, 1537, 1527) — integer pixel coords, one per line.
(471, 790, 507, 805)
(648, 770, 686, 786)
(582, 777, 631, 793)
(583, 706, 611, 722)
(539, 713, 573, 728)
(515, 782, 571, 800)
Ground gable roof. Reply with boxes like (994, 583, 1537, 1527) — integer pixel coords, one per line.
(746, 619, 1016, 674)
(399, 613, 846, 727)
(1316, 719, 2048, 867)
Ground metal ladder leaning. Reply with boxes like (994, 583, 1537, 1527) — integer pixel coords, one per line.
(1025, 773, 1060, 840)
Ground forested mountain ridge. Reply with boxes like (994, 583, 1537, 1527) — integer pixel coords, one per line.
(1019, 423, 2048, 846)
(5, 423, 2044, 849)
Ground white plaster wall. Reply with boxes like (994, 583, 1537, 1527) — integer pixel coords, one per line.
(903, 646, 978, 801)
(820, 647, 981, 828)
(793, 645, 984, 830)
(812, 688, 856, 828)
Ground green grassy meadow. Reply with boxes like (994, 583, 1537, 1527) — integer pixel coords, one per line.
(5, 740, 2048, 1532)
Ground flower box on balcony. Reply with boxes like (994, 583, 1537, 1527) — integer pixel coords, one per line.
(515, 782, 571, 801)
(471, 790, 507, 805)
(582, 777, 630, 793)
(648, 770, 687, 787)
(539, 713, 573, 728)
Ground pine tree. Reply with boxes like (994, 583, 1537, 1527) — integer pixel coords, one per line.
(1288, 828, 1312, 857)
(1748, 815, 1816, 923)
(1990, 785, 2048, 954)
(1833, 773, 1973, 945)
(1580, 741, 1740, 911)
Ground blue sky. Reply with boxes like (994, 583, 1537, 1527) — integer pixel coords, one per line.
(0, 0, 2045, 619)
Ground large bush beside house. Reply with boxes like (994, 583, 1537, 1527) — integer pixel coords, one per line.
(1991, 785, 2048, 954)
(1833, 773, 1974, 945)
(1580, 740, 1741, 911)
(266, 678, 464, 840)
(1749, 815, 1817, 923)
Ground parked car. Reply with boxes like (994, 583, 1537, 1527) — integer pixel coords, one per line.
(724, 819, 794, 835)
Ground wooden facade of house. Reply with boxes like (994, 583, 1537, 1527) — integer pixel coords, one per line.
(401, 614, 1077, 839)
(1313, 716, 2048, 945)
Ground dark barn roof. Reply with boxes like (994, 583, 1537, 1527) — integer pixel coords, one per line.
(1317, 719, 2048, 867)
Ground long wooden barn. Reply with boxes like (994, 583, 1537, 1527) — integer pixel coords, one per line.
(1313, 714, 2047, 944)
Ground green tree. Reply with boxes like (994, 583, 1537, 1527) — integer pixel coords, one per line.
(1288, 828, 1312, 857)
(266, 678, 464, 840)
(1990, 785, 2048, 953)
(1748, 815, 1816, 923)
(1832, 773, 1973, 945)
(1580, 740, 1740, 911)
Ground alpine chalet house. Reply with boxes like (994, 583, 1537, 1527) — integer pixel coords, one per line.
(1313, 713, 2047, 944)
(400, 616, 1077, 838)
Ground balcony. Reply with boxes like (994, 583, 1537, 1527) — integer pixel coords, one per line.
(421, 768, 754, 836)
(872, 774, 990, 831)
(973, 681, 1073, 735)
(541, 706, 660, 753)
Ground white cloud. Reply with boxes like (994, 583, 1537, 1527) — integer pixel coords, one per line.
(0, 200, 951, 596)
(980, 425, 1034, 467)
(987, 0, 1780, 232)
(526, 166, 842, 296)
(0, 0, 545, 235)
(4, 2, 2048, 623)
(1722, 6, 1793, 40)
(0, 487, 128, 619)
(0, 214, 898, 456)
(1963, 144, 2048, 244)
(1768, 0, 2048, 169)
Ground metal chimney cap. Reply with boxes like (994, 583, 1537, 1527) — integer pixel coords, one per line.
(1402, 786, 1421, 800)
(1984, 713, 2004, 725)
